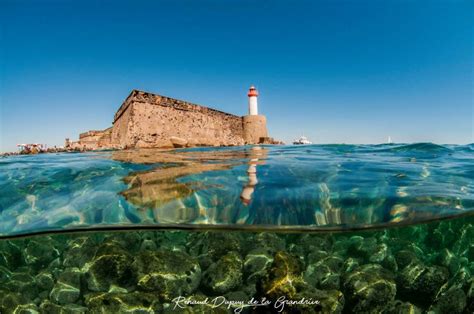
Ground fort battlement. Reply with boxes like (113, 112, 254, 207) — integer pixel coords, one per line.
(114, 90, 240, 124)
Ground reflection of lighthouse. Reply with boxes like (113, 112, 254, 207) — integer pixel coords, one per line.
(240, 146, 266, 205)
(248, 85, 259, 115)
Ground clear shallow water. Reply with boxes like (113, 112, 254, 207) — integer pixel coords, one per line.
(0, 143, 473, 237)
(0, 144, 473, 313)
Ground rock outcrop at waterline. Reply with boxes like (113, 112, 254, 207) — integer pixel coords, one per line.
(67, 89, 282, 150)
(0, 215, 472, 313)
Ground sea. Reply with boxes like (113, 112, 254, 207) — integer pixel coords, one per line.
(0, 143, 473, 313)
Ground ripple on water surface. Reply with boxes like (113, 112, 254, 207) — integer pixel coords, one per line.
(0, 144, 473, 237)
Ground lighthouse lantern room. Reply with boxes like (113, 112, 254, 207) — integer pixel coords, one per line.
(248, 85, 259, 115)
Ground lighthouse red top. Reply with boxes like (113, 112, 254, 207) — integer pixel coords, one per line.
(248, 85, 259, 97)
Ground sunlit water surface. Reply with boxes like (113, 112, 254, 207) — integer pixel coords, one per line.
(0, 144, 473, 313)
(0, 143, 473, 237)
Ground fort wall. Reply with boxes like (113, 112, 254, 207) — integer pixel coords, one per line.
(69, 89, 274, 150)
(243, 115, 268, 144)
(69, 128, 112, 150)
(111, 90, 245, 148)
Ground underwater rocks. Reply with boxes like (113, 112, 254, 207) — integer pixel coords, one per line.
(397, 262, 449, 305)
(289, 286, 345, 313)
(189, 232, 243, 261)
(39, 300, 87, 314)
(203, 251, 242, 294)
(63, 237, 98, 268)
(50, 267, 82, 305)
(467, 279, 474, 313)
(253, 232, 286, 253)
(0, 241, 24, 270)
(429, 287, 467, 314)
(24, 238, 61, 268)
(84, 292, 161, 313)
(4, 272, 39, 302)
(244, 248, 274, 284)
(50, 282, 81, 305)
(85, 241, 135, 292)
(0, 215, 472, 312)
(343, 264, 397, 313)
(304, 252, 343, 290)
(385, 300, 421, 314)
(0, 291, 25, 311)
(262, 251, 306, 299)
(133, 249, 201, 298)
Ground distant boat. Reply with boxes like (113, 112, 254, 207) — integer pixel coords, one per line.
(293, 136, 312, 145)
(388, 136, 392, 144)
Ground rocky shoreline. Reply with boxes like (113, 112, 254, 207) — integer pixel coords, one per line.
(1, 140, 284, 158)
(0, 147, 107, 158)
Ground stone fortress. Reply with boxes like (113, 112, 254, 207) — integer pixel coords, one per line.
(67, 86, 278, 150)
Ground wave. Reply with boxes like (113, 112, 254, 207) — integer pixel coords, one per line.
(389, 142, 452, 152)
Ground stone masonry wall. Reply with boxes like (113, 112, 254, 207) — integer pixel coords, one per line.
(111, 90, 245, 148)
(71, 128, 112, 150)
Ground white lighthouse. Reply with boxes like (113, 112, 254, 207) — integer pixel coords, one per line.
(248, 85, 259, 115)
(243, 85, 268, 144)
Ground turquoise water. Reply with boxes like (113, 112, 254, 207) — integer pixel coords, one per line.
(0, 144, 473, 236)
(0, 144, 473, 312)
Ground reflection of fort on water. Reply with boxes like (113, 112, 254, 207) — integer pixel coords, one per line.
(113, 146, 268, 224)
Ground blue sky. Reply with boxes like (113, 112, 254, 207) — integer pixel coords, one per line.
(1, 0, 472, 152)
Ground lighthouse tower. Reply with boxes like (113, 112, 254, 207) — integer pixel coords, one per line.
(242, 85, 269, 144)
(248, 85, 259, 115)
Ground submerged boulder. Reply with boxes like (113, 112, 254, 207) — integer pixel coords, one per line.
(304, 252, 344, 291)
(343, 264, 396, 313)
(4, 272, 39, 302)
(0, 241, 24, 270)
(84, 292, 161, 313)
(188, 232, 242, 261)
(244, 248, 273, 283)
(63, 236, 98, 268)
(203, 251, 242, 295)
(50, 267, 82, 305)
(39, 300, 87, 314)
(133, 249, 201, 299)
(35, 271, 55, 292)
(262, 251, 306, 299)
(253, 233, 286, 253)
(0, 291, 29, 313)
(50, 282, 81, 305)
(85, 242, 135, 292)
(429, 287, 467, 314)
(293, 287, 345, 314)
(385, 300, 422, 314)
(466, 279, 474, 313)
(24, 238, 60, 268)
(397, 262, 449, 305)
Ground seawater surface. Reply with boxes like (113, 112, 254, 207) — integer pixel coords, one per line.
(0, 144, 473, 313)
(1, 143, 473, 236)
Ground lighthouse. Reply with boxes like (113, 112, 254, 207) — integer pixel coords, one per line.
(248, 85, 259, 115)
(242, 85, 269, 144)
